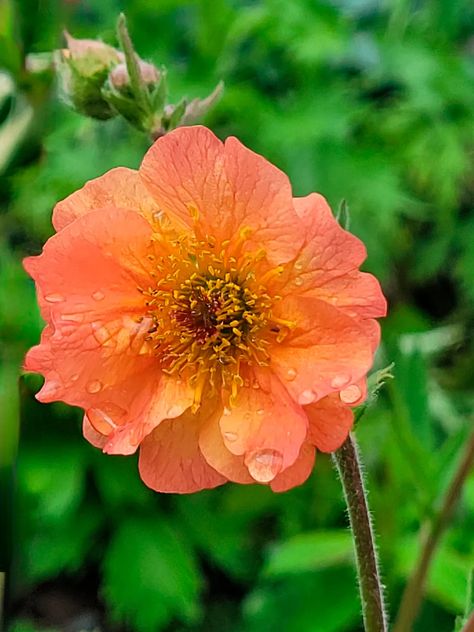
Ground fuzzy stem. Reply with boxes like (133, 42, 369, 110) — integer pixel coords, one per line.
(461, 610, 474, 632)
(393, 427, 474, 632)
(333, 433, 388, 632)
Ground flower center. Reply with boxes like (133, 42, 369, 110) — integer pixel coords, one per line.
(141, 232, 290, 408)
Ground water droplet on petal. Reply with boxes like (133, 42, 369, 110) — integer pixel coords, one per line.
(331, 374, 351, 389)
(294, 261, 304, 271)
(223, 431, 238, 443)
(340, 384, 362, 404)
(256, 408, 265, 416)
(61, 313, 84, 323)
(92, 291, 105, 301)
(298, 389, 316, 405)
(166, 404, 182, 418)
(286, 368, 297, 381)
(223, 407, 232, 416)
(45, 293, 64, 303)
(245, 449, 283, 483)
(294, 277, 304, 287)
(70, 373, 79, 382)
(86, 408, 116, 435)
(86, 380, 103, 394)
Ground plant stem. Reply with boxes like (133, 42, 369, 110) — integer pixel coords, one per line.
(461, 610, 474, 632)
(393, 426, 474, 632)
(333, 433, 388, 632)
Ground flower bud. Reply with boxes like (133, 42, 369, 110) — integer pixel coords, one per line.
(108, 60, 160, 90)
(55, 32, 123, 119)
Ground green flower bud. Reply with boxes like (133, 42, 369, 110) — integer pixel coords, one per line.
(55, 32, 123, 120)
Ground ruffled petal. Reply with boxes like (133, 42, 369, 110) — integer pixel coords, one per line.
(52, 167, 160, 231)
(23, 208, 168, 452)
(218, 369, 308, 482)
(282, 194, 386, 319)
(306, 394, 354, 453)
(199, 412, 254, 484)
(138, 408, 227, 493)
(271, 296, 374, 405)
(270, 442, 316, 492)
(139, 125, 304, 264)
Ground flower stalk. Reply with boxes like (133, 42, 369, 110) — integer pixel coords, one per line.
(393, 425, 474, 632)
(333, 433, 388, 632)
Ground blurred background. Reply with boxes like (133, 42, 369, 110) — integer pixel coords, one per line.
(1, 0, 474, 630)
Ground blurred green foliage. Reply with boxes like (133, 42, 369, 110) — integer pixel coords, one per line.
(1, 0, 474, 630)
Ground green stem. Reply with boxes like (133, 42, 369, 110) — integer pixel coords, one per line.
(393, 427, 474, 632)
(116, 13, 149, 112)
(333, 433, 388, 632)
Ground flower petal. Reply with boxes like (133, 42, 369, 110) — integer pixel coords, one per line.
(270, 442, 316, 492)
(139, 126, 304, 264)
(283, 194, 386, 319)
(24, 208, 164, 451)
(271, 296, 374, 405)
(218, 369, 308, 482)
(199, 412, 254, 484)
(138, 408, 227, 493)
(306, 395, 354, 453)
(52, 167, 160, 231)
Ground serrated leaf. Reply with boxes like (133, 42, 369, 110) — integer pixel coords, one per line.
(102, 516, 202, 632)
(262, 530, 353, 578)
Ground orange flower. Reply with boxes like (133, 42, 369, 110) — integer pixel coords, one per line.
(24, 126, 386, 493)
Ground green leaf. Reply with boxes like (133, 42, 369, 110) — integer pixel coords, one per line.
(243, 568, 360, 632)
(262, 530, 353, 578)
(102, 516, 202, 632)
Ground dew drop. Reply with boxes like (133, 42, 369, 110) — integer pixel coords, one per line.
(61, 313, 84, 323)
(92, 290, 105, 301)
(286, 368, 297, 381)
(223, 431, 238, 443)
(70, 373, 79, 382)
(86, 380, 103, 394)
(256, 408, 265, 416)
(294, 277, 304, 287)
(223, 407, 232, 416)
(298, 389, 316, 405)
(331, 374, 351, 389)
(45, 293, 64, 303)
(252, 380, 260, 390)
(166, 404, 182, 417)
(340, 384, 362, 404)
(86, 408, 116, 435)
(245, 449, 283, 483)
(294, 261, 304, 271)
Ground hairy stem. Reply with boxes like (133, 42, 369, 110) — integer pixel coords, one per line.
(333, 433, 388, 632)
(393, 427, 474, 632)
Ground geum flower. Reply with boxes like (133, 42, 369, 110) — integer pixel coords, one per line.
(24, 126, 386, 493)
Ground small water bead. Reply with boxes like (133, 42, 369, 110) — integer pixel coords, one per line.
(45, 293, 64, 303)
(252, 380, 260, 390)
(60, 313, 84, 323)
(223, 407, 232, 416)
(294, 277, 304, 287)
(166, 404, 183, 418)
(286, 368, 297, 381)
(92, 291, 105, 301)
(294, 261, 304, 271)
(86, 380, 103, 394)
(330, 374, 351, 389)
(298, 389, 317, 405)
(86, 408, 117, 435)
(340, 384, 362, 404)
(256, 408, 265, 416)
(246, 449, 283, 483)
(223, 431, 238, 443)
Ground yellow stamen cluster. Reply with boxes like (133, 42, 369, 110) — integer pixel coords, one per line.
(141, 230, 290, 408)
